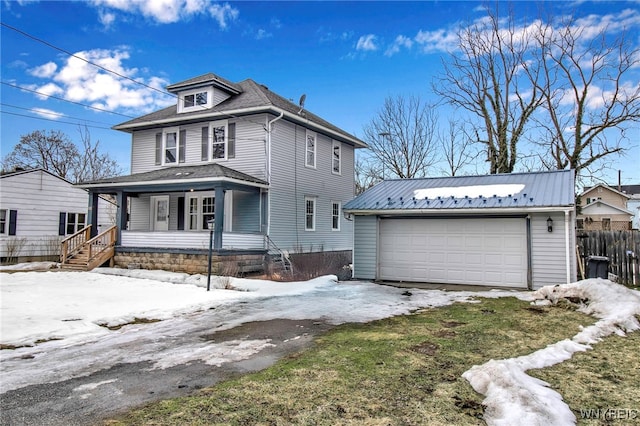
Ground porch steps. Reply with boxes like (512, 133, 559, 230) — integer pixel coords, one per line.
(60, 225, 117, 272)
(265, 236, 293, 277)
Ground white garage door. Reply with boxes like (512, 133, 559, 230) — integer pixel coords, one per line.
(379, 217, 527, 288)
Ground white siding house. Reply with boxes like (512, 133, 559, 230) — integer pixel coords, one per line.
(78, 73, 366, 273)
(0, 169, 116, 263)
(344, 170, 577, 290)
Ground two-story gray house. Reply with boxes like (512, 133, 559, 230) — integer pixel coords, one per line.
(78, 73, 366, 274)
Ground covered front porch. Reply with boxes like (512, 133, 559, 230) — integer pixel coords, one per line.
(79, 164, 270, 253)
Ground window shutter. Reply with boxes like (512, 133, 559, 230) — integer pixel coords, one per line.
(179, 130, 186, 163)
(177, 197, 185, 230)
(155, 133, 162, 165)
(201, 127, 209, 161)
(58, 212, 66, 236)
(228, 123, 236, 159)
(8, 210, 17, 236)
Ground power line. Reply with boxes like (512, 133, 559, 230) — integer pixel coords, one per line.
(0, 102, 114, 126)
(1, 110, 113, 129)
(1, 22, 174, 100)
(1, 81, 136, 118)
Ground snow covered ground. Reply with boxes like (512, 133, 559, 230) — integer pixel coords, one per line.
(1, 266, 639, 425)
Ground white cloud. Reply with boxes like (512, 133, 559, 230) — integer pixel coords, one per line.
(256, 29, 272, 40)
(89, 0, 238, 28)
(98, 10, 116, 28)
(31, 108, 63, 120)
(385, 35, 413, 57)
(27, 82, 64, 100)
(356, 34, 378, 51)
(28, 62, 57, 78)
(29, 48, 173, 114)
(414, 28, 458, 53)
(207, 2, 238, 29)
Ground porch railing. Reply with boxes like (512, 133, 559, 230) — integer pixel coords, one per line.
(85, 226, 117, 270)
(61, 225, 92, 264)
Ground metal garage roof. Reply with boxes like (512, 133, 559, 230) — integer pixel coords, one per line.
(344, 170, 575, 213)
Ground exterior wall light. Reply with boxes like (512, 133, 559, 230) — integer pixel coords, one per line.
(547, 217, 553, 233)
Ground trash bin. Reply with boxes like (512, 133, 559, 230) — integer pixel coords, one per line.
(586, 255, 609, 279)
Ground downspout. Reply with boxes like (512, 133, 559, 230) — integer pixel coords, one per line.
(265, 110, 284, 238)
(526, 215, 533, 290)
(564, 210, 571, 284)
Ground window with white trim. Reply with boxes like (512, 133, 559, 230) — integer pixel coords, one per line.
(186, 193, 216, 230)
(179, 88, 213, 113)
(0, 209, 7, 235)
(305, 131, 316, 168)
(201, 121, 234, 162)
(331, 201, 341, 231)
(305, 197, 316, 231)
(65, 212, 86, 235)
(332, 140, 341, 174)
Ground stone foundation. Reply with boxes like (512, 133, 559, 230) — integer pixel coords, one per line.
(113, 249, 266, 275)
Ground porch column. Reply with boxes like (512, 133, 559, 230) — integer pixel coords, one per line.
(214, 187, 225, 249)
(116, 191, 128, 244)
(88, 191, 100, 237)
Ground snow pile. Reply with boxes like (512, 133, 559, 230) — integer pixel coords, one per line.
(0, 269, 337, 348)
(463, 279, 640, 426)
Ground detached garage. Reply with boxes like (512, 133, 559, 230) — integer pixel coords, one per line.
(343, 170, 577, 290)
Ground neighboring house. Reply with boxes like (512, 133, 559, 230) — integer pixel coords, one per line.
(577, 184, 633, 231)
(0, 168, 116, 263)
(78, 72, 366, 273)
(343, 170, 577, 290)
(619, 184, 640, 230)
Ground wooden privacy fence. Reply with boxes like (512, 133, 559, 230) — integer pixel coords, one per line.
(576, 230, 640, 286)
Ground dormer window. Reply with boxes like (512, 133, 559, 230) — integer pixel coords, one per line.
(178, 87, 213, 113)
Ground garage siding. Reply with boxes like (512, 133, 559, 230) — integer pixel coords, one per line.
(353, 215, 377, 279)
(530, 212, 574, 288)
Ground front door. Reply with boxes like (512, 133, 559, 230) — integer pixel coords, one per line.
(152, 196, 169, 231)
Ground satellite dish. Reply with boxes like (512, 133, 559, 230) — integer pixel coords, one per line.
(298, 94, 306, 115)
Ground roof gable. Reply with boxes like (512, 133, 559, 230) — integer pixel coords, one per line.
(580, 184, 630, 199)
(580, 200, 633, 216)
(344, 170, 575, 212)
(113, 73, 367, 148)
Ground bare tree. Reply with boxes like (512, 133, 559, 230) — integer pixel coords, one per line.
(1, 130, 79, 179)
(532, 16, 640, 181)
(73, 126, 123, 182)
(355, 154, 382, 195)
(362, 95, 439, 179)
(1, 128, 123, 182)
(434, 6, 545, 174)
(438, 119, 479, 176)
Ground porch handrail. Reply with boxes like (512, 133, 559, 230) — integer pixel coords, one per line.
(265, 235, 293, 274)
(61, 225, 92, 264)
(86, 226, 117, 270)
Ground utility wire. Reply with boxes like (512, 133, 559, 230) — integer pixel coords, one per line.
(1, 22, 175, 100)
(1, 81, 135, 119)
(1, 102, 114, 125)
(1, 111, 113, 129)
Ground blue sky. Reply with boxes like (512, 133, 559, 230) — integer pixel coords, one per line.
(1, 0, 639, 186)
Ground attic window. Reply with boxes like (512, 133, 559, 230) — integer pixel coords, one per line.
(179, 87, 213, 113)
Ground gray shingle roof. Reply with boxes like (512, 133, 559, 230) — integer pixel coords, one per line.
(113, 76, 366, 148)
(78, 163, 267, 188)
(344, 170, 575, 212)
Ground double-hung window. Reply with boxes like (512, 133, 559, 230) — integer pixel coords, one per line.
(58, 212, 86, 236)
(305, 197, 316, 231)
(156, 127, 185, 165)
(305, 131, 316, 168)
(201, 121, 234, 161)
(331, 201, 341, 231)
(0, 209, 7, 235)
(332, 140, 341, 174)
(186, 193, 216, 230)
